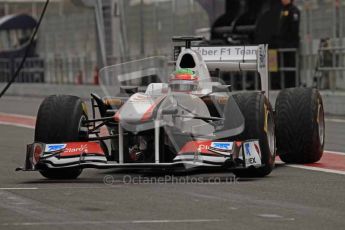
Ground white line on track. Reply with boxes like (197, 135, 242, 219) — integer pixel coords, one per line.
(276, 158, 345, 175)
(257, 214, 295, 221)
(325, 150, 345, 156)
(0, 121, 34, 129)
(1, 219, 224, 226)
(0, 188, 38, 190)
(0, 186, 123, 190)
(325, 118, 345, 123)
(286, 164, 345, 175)
(0, 112, 35, 119)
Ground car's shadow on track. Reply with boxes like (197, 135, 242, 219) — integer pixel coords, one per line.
(19, 168, 267, 185)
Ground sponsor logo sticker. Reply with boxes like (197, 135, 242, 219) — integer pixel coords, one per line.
(244, 143, 251, 156)
(243, 142, 262, 167)
(211, 142, 233, 151)
(45, 144, 66, 152)
(198, 144, 210, 151)
(259, 45, 266, 68)
(64, 144, 88, 153)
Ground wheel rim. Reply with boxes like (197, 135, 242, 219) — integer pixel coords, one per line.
(317, 104, 325, 147)
(267, 111, 275, 157)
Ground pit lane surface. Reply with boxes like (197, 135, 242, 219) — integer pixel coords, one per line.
(1, 96, 345, 230)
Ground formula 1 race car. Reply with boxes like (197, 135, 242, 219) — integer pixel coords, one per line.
(18, 37, 325, 179)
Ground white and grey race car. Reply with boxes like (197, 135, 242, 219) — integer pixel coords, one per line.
(18, 37, 325, 179)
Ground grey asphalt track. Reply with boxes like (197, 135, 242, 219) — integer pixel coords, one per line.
(0, 95, 345, 230)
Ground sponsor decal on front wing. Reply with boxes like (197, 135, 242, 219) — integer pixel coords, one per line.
(208, 142, 233, 156)
(42, 142, 105, 158)
(178, 141, 234, 156)
(60, 142, 104, 157)
(210, 142, 233, 151)
(45, 144, 66, 152)
(242, 141, 262, 167)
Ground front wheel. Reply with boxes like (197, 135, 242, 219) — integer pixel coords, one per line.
(229, 93, 276, 177)
(275, 88, 324, 163)
(35, 95, 88, 179)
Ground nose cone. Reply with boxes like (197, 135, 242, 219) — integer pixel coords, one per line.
(118, 93, 165, 124)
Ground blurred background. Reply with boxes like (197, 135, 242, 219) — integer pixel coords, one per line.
(0, 0, 344, 92)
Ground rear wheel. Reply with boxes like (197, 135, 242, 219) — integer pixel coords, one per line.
(35, 95, 88, 179)
(228, 93, 275, 177)
(275, 88, 324, 163)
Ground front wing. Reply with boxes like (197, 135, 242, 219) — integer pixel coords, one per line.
(18, 140, 263, 172)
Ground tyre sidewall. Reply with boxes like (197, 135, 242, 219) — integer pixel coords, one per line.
(231, 93, 275, 177)
(275, 88, 324, 163)
(257, 96, 276, 175)
(35, 95, 88, 179)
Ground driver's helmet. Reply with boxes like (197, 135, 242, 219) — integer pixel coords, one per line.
(169, 68, 199, 92)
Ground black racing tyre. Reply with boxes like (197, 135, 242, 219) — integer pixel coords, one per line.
(275, 88, 324, 163)
(35, 95, 88, 179)
(229, 92, 276, 177)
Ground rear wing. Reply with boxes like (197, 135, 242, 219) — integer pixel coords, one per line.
(174, 44, 269, 97)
